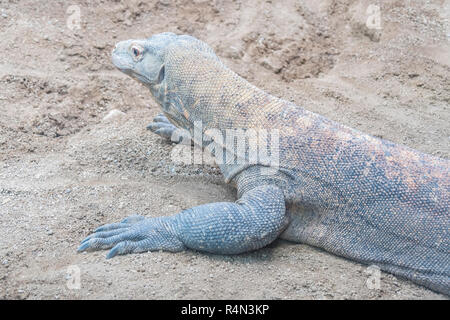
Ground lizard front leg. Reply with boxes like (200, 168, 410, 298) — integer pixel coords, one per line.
(78, 185, 287, 258)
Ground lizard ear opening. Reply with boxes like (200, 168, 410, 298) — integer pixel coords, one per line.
(156, 65, 165, 84)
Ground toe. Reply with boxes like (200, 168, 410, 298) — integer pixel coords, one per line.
(153, 114, 171, 123)
(78, 231, 139, 252)
(94, 222, 130, 233)
(80, 229, 128, 245)
(146, 122, 173, 132)
(106, 241, 134, 259)
(106, 239, 153, 259)
(155, 127, 175, 140)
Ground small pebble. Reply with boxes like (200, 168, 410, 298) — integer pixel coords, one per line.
(103, 109, 126, 121)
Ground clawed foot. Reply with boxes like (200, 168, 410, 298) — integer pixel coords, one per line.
(78, 214, 185, 258)
(146, 113, 190, 143)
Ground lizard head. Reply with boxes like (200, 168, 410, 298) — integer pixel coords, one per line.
(111, 32, 220, 131)
(111, 32, 177, 87)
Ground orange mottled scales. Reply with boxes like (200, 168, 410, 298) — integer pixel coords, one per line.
(79, 32, 449, 296)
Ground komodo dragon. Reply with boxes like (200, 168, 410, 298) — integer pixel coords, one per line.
(78, 32, 449, 295)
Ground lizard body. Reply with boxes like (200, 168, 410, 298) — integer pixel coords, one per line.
(78, 33, 449, 295)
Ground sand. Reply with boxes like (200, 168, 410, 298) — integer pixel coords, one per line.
(0, 0, 448, 299)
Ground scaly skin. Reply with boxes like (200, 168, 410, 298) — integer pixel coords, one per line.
(78, 33, 449, 295)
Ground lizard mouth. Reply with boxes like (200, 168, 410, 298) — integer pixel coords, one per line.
(111, 55, 151, 85)
(111, 52, 133, 72)
(134, 65, 165, 86)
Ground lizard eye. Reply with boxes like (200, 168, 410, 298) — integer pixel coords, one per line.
(130, 45, 143, 61)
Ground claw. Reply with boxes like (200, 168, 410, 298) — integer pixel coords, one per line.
(77, 241, 91, 252)
(106, 242, 129, 259)
(106, 249, 118, 259)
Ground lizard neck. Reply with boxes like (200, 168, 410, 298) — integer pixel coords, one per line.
(164, 51, 288, 134)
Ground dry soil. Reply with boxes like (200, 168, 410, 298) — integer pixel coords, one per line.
(0, 0, 449, 299)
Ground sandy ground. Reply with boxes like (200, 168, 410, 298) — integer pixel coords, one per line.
(0, 0, 449, 299)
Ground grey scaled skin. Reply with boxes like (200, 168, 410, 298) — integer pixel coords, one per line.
(78, 33, 449, 295)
